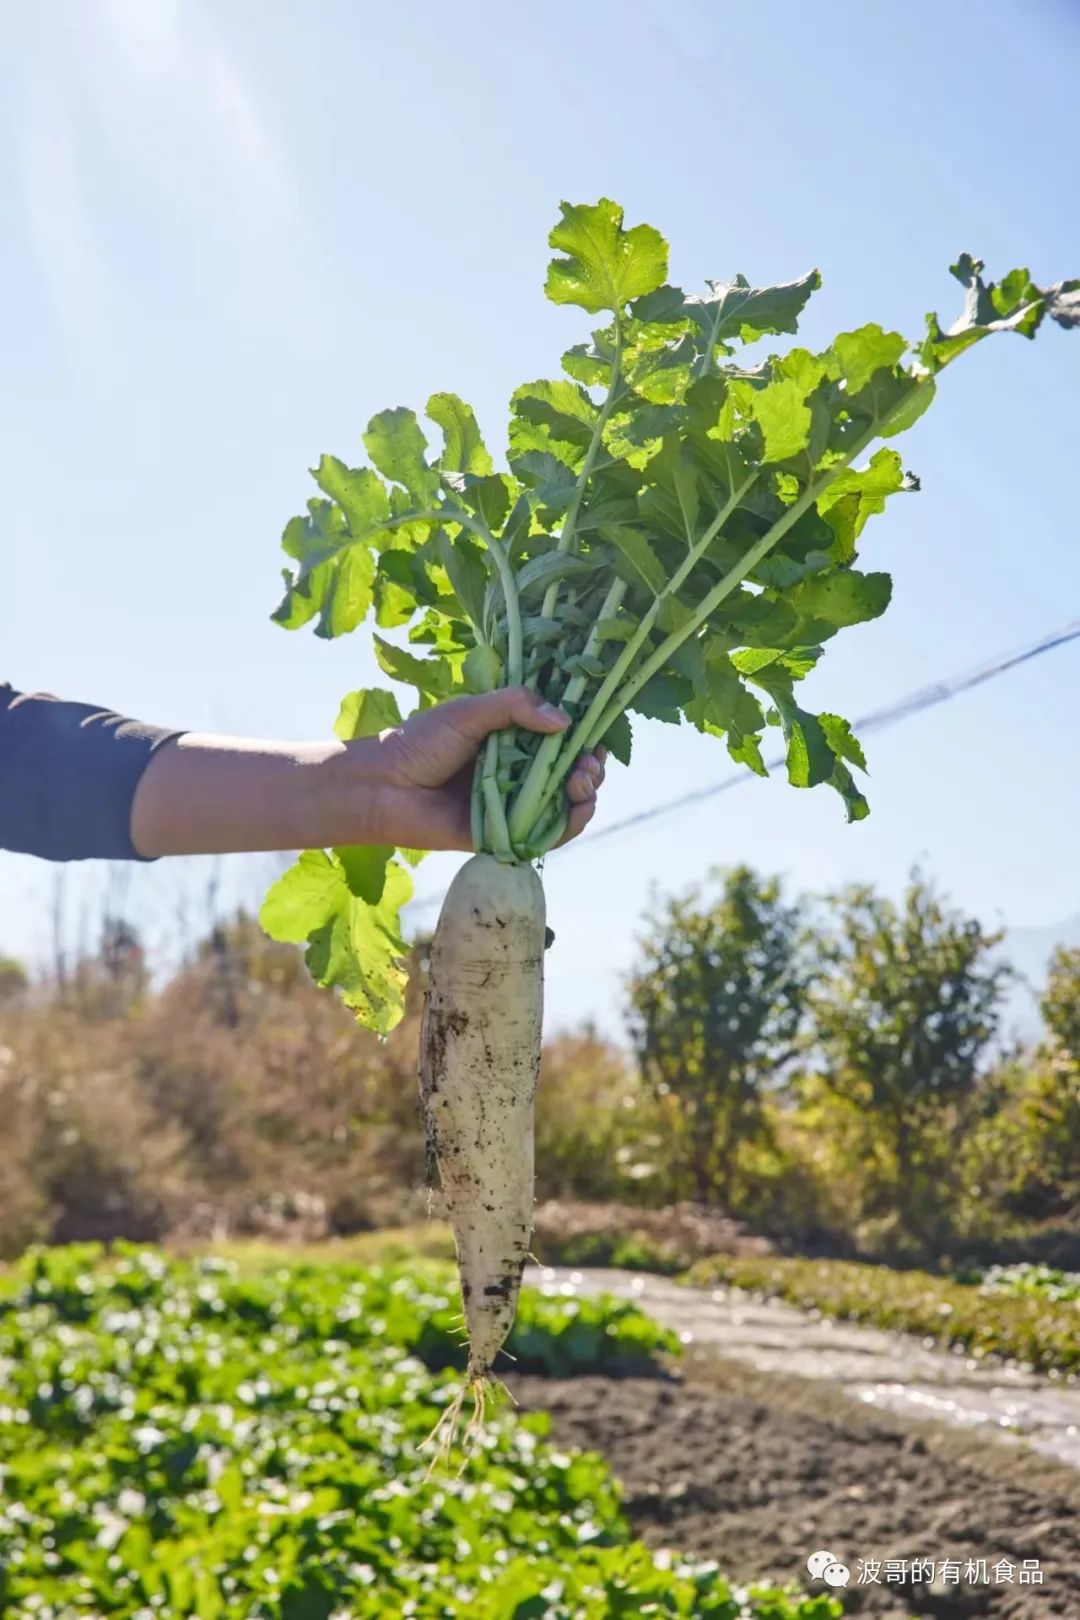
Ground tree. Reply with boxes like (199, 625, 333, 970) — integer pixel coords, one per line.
(626, 866, 806, 1205)
(1013, 948, 1080, 1214)
(808, 871, 1009, 1255)
(1042, 946, 1080, 1069)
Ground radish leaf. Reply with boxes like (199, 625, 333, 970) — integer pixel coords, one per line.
(267, 199, 1077, 1025)
(334, 687, 402, 741)
(545, 198, 667, 314)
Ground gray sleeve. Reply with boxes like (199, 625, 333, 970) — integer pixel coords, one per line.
(0, 684, 185, 862)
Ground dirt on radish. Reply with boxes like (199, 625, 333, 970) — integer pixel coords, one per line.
(420, 853, 546, 1395)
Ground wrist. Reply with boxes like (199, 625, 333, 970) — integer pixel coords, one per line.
(297, 733, 397, 849)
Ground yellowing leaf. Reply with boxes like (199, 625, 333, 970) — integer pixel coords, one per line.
(261, 851, 413, 1035)
(546, 198, 668, 314)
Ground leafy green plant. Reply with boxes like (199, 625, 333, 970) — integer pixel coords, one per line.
(0, 1245, 839, 1619)
(975, 1261, 1080, 1303)
(256, 202, 1077, 1410)
(261, 199, 1078, 1032)
(1043, 947, 1080, 1069)
(4, 1242, 679, 1377)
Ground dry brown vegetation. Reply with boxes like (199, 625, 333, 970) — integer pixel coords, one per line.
(0, 916, 661, 1257)
(1, 898, 1078, 1273)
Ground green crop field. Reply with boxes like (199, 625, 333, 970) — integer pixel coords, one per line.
(0, 1244, 839, 1619)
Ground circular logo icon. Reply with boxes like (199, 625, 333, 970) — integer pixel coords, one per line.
(806, 1550, 839, 1579)
(823, 1562, 851, 1588)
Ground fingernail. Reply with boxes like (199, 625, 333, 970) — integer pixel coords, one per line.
(538, 702, 570, 727)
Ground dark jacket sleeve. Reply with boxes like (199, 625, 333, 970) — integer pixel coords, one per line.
(0, 684, 185, 862)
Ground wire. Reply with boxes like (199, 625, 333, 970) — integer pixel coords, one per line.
(405, 617, 1080, 917)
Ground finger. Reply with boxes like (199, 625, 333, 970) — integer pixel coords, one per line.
(559, 797, 597, 845)
(566, 766, 599, 805)
(573, 752, 604, 788)
(441, 686, 571, 743)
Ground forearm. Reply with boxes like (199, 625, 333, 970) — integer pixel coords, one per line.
(130, 732, 385, 857)
(3, 681, 593, 865)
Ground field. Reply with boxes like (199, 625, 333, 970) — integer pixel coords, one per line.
(4, 748, 1080, 1620)
(522, 1358, 1080, 1619)
(0, 1243, 839, 1620)
(5, 1240, 1080, 1619)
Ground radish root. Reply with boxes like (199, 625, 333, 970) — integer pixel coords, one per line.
(418, 853, 545, 1465)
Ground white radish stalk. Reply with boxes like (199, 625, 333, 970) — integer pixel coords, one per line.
(418, 854, 545, 1455)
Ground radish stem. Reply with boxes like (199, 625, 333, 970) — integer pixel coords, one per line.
(535, 322, 624, 632)
(507, 471, 756, 846)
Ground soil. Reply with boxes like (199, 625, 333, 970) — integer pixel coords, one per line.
(509, 1352, 1080, 1619)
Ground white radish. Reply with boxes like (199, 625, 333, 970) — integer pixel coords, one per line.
(259, 202, 1080, 1475)
(419, 853, 545, 1443)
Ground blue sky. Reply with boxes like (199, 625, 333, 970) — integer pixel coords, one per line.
(2, 0, 1078, 1034)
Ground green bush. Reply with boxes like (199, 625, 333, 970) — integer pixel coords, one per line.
(0, 1244, 837, 1620)
(534, 1027, 671, 1204)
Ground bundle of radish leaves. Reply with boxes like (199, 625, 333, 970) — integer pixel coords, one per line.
(262, 199, 1077, 1447)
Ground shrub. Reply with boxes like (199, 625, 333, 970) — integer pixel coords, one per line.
(534, 1027, 669, 1203)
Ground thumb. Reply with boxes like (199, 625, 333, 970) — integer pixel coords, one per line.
(447, 686, 571, 742)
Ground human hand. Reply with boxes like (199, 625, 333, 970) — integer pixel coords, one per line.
(354, 686, 607, 853)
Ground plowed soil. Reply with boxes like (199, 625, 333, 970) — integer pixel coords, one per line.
(510, 1354, 1080, 1618)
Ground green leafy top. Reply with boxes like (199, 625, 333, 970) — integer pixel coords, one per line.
(262, 198, 1077, 1030)
(545, 198, 669, 313)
